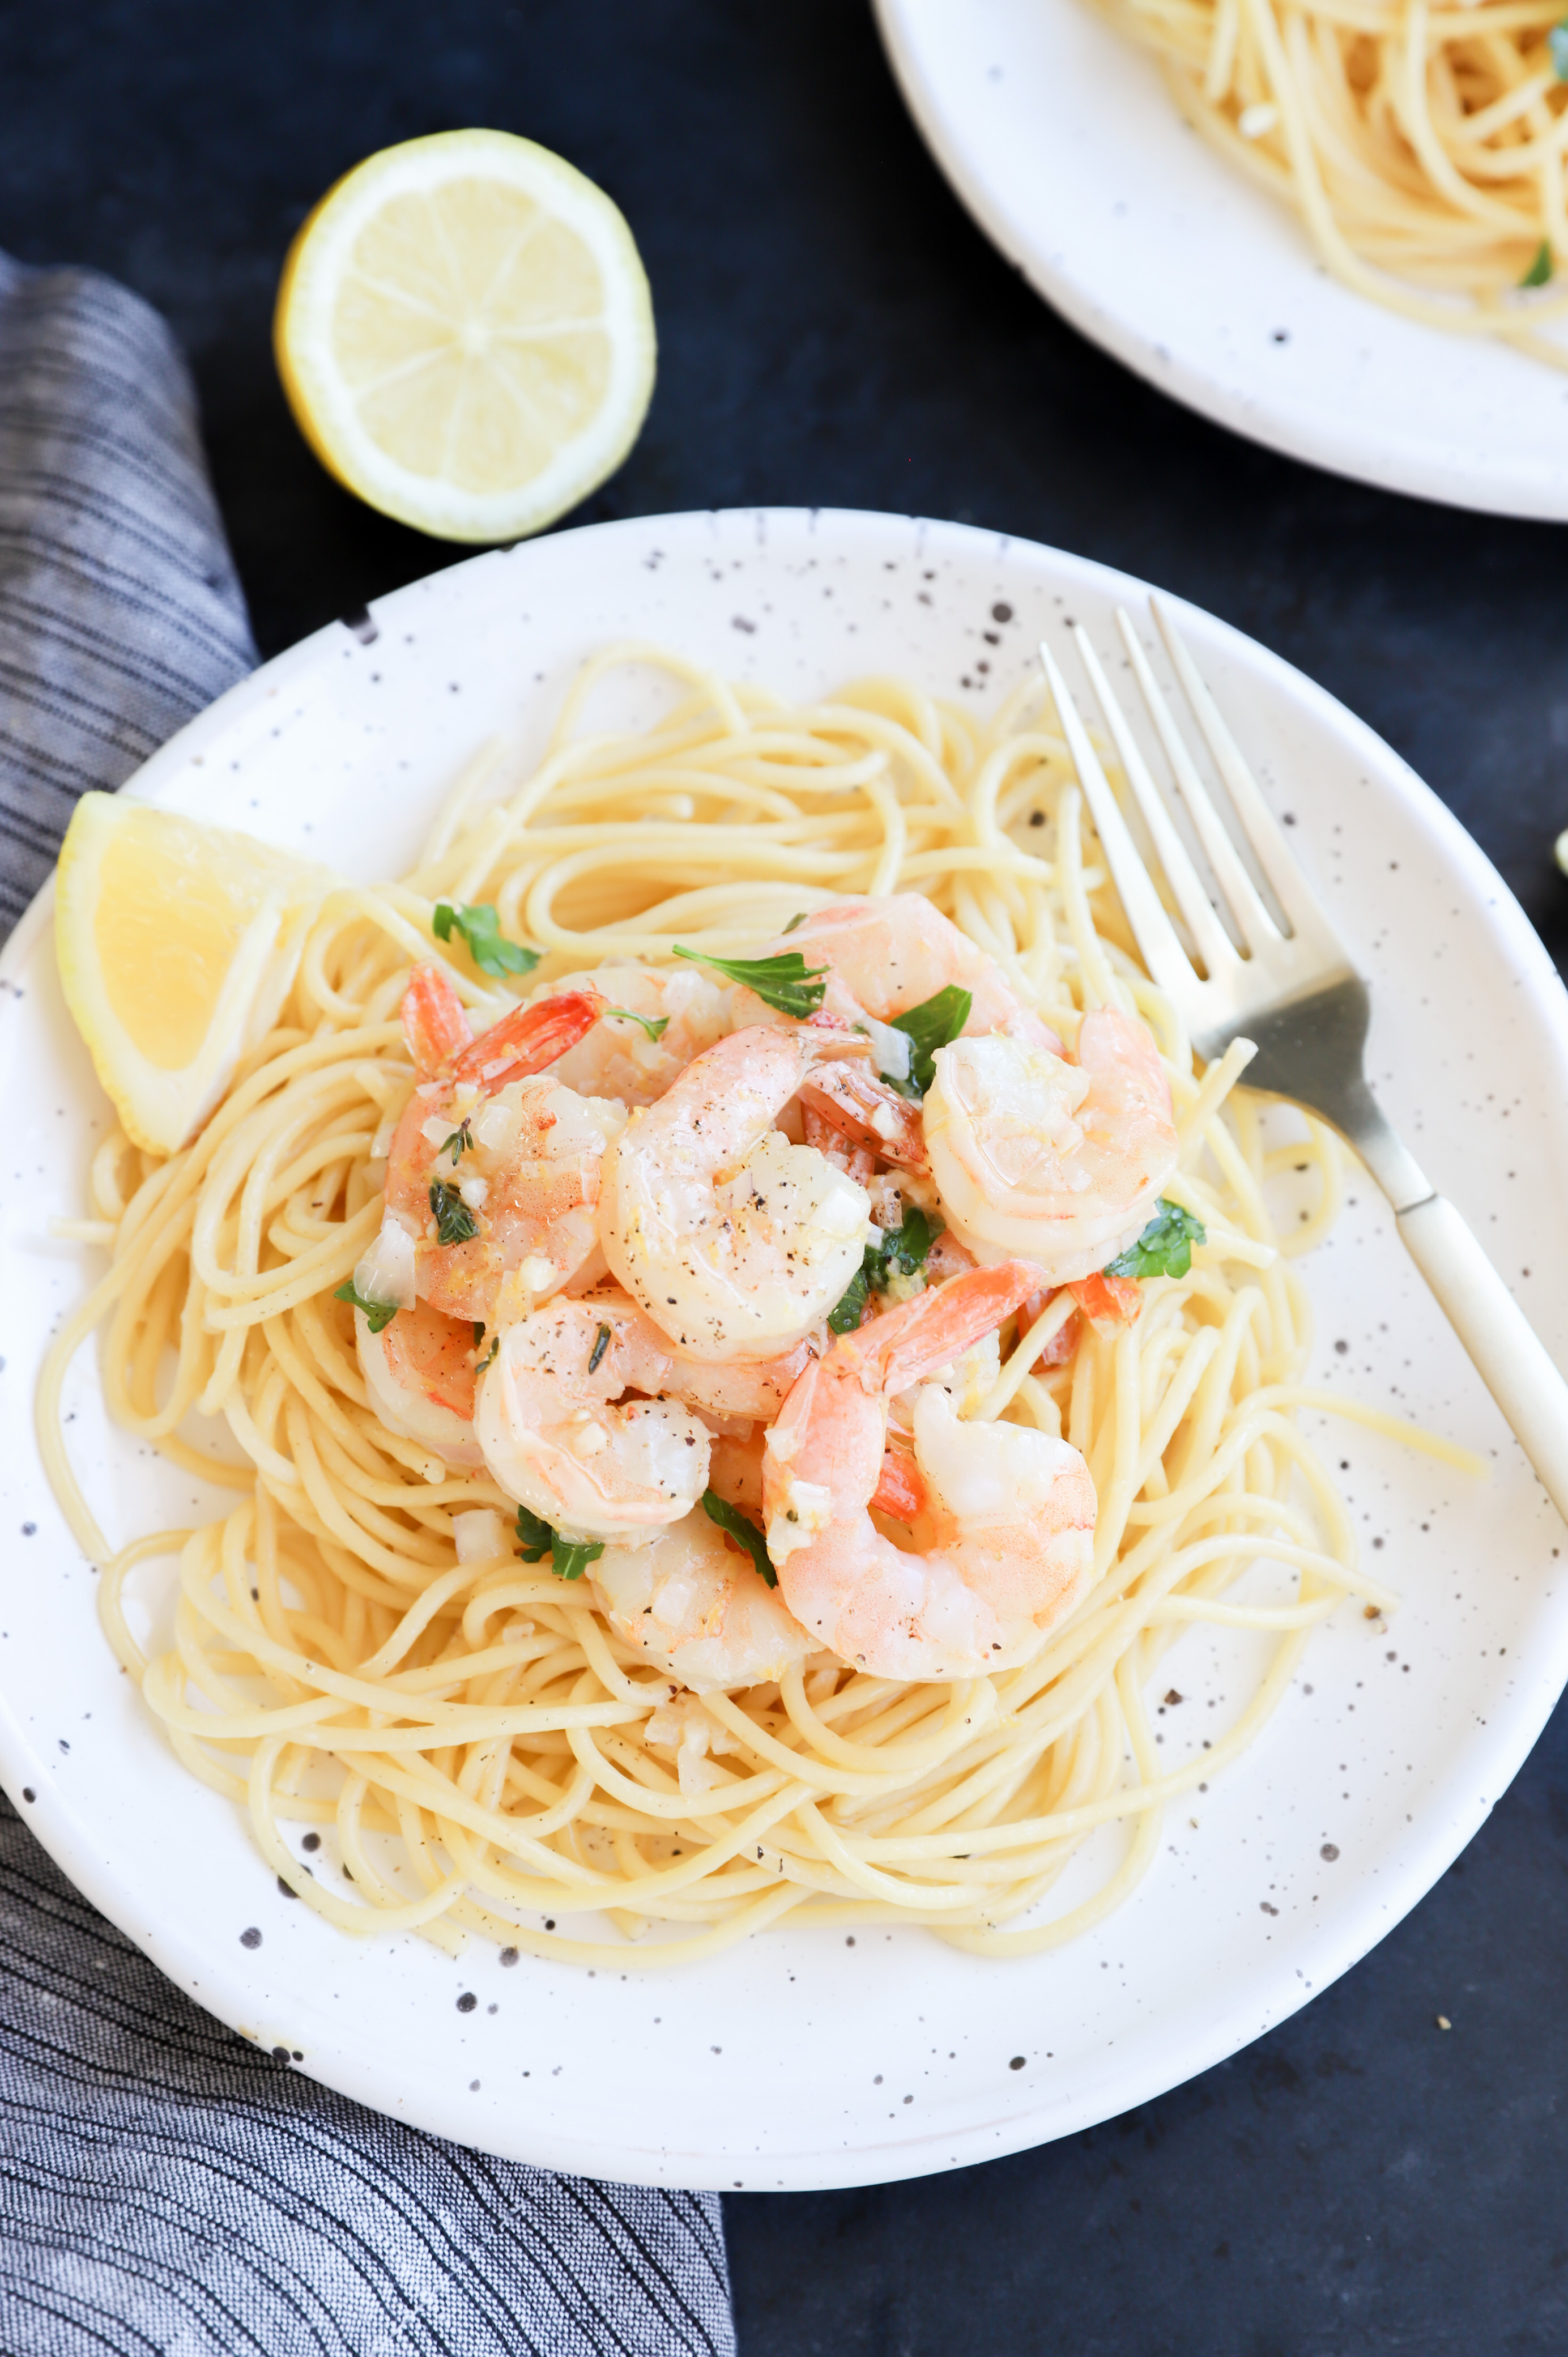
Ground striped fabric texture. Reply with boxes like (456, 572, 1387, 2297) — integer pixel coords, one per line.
(0, 256, 736, 2355)
(0, 251, 256, 936)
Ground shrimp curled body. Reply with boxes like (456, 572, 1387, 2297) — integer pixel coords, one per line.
(355, 1299, 485, 1469)
(531, 961, 734, 1107)
(385, 967, 621, 1326)
(923, 1007, 1178, 1284)
(748, 895, 1063, 1053)
(475, 1294, 810, 1546)
(593, 1511, 814, 1692)
(599, 1024, 872, 1362)
(763, 1262, 1097, 1680)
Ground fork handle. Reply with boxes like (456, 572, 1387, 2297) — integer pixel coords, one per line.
(1397, 1193, 1568, 1522)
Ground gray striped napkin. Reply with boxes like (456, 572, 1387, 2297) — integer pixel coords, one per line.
(0, 253, 735, 2356)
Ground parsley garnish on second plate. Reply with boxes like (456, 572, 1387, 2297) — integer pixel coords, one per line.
(701, 1490, 776, 1586)
(515, 1505, 604, 1582)
(432, 900, 542, 980)
(1104, 1199, 1206, 1281)
(429, 1178, 479, 1246)
(333, 1279, 399, 1334)
(828, 1205, 943, 1334)
(671, 944, 828, 1019)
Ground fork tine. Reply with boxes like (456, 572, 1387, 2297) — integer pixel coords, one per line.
(1115, 610, 1285, 958)
(1070, 623, 1241, 981)
(1037, 641, 1198, 1007)
(1152, 597, 1338, 945)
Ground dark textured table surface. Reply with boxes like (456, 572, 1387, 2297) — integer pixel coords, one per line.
(7, 4, 1568, 2350)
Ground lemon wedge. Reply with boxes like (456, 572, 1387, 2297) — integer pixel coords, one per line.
(54, 793, 332, 1155)
(274, 129, 656, 543)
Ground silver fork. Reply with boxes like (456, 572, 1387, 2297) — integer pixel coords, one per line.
(1038, 603, 1568, 1525)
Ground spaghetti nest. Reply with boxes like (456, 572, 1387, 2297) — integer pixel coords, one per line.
(41, 649, 1443, 1968)
(1105, 0, 1568, 359)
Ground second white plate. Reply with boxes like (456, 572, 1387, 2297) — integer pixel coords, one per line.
(877, 0, 1568, 519)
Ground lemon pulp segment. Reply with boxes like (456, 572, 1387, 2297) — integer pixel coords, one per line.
(93, 810, 258, 1069)
(54, 793, 330, 1155)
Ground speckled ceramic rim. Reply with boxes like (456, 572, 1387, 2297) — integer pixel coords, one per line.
(2, 508, 1566, 2188)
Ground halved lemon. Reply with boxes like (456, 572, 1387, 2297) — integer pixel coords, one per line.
(274, 129, 656, 543)
(54, 794, 332, 1155)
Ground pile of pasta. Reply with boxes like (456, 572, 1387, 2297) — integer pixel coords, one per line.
(1104, 0, 1568, 359)
(40, 649, 1467, 1965)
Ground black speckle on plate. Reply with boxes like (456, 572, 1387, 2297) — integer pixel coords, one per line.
(240, 1927, 262, 1950)
(457, 1991, 478, 2014)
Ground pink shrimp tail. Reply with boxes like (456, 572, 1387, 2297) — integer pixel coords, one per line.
(834, 1259, 1045, 1397)
(381, 1301, 480, 1420)
(798, 1060, 928, 1173)
(448, 989, 608, 1090)
(400, 969, 607, 1089)
(1068, 1271, 1143, 1335)
(401, 964, 473, 1077)
(871, 1447, 926, 1520)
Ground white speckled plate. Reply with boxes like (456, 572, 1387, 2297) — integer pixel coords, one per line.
(876, 0, 1568, 519)
(2, 507, 1566, 2192)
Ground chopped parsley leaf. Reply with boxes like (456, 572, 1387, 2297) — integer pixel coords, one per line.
(514, 1505, 553, 1562)
(587, 1322, 612, 1375)
(604, 1006, 670, 1041)
(672, 943, 828, 1018)
(1103, 1198, 1205, 1281)
(514, 1505, 603, 1581)
(882, 1204, 940, 1281)
(889, 984, 972, 1093)
(782, 911, 808, 933)
(432, 900, 542, 979)
(827, 1206, 944, 1334)
(429, 1179, 479, 1246)
(475, 1335, 499, 1374)
(1522, 240, 1554, 287)
(701, 1490, 777, 1586)
(442, 1117, 473, 1164)
(551, 1536, 604, 1581)
(827, 1263, 871, 1336)
(333, 1279, 399, 1334)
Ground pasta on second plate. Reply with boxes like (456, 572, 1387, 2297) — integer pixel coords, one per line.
(1103, 0, 1568, 363)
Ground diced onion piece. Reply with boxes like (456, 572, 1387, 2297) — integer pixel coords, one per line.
(453, 1508, 508, 1564)
(862, 1013, 912, 1084)
(353, 1210, 418, 1310)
